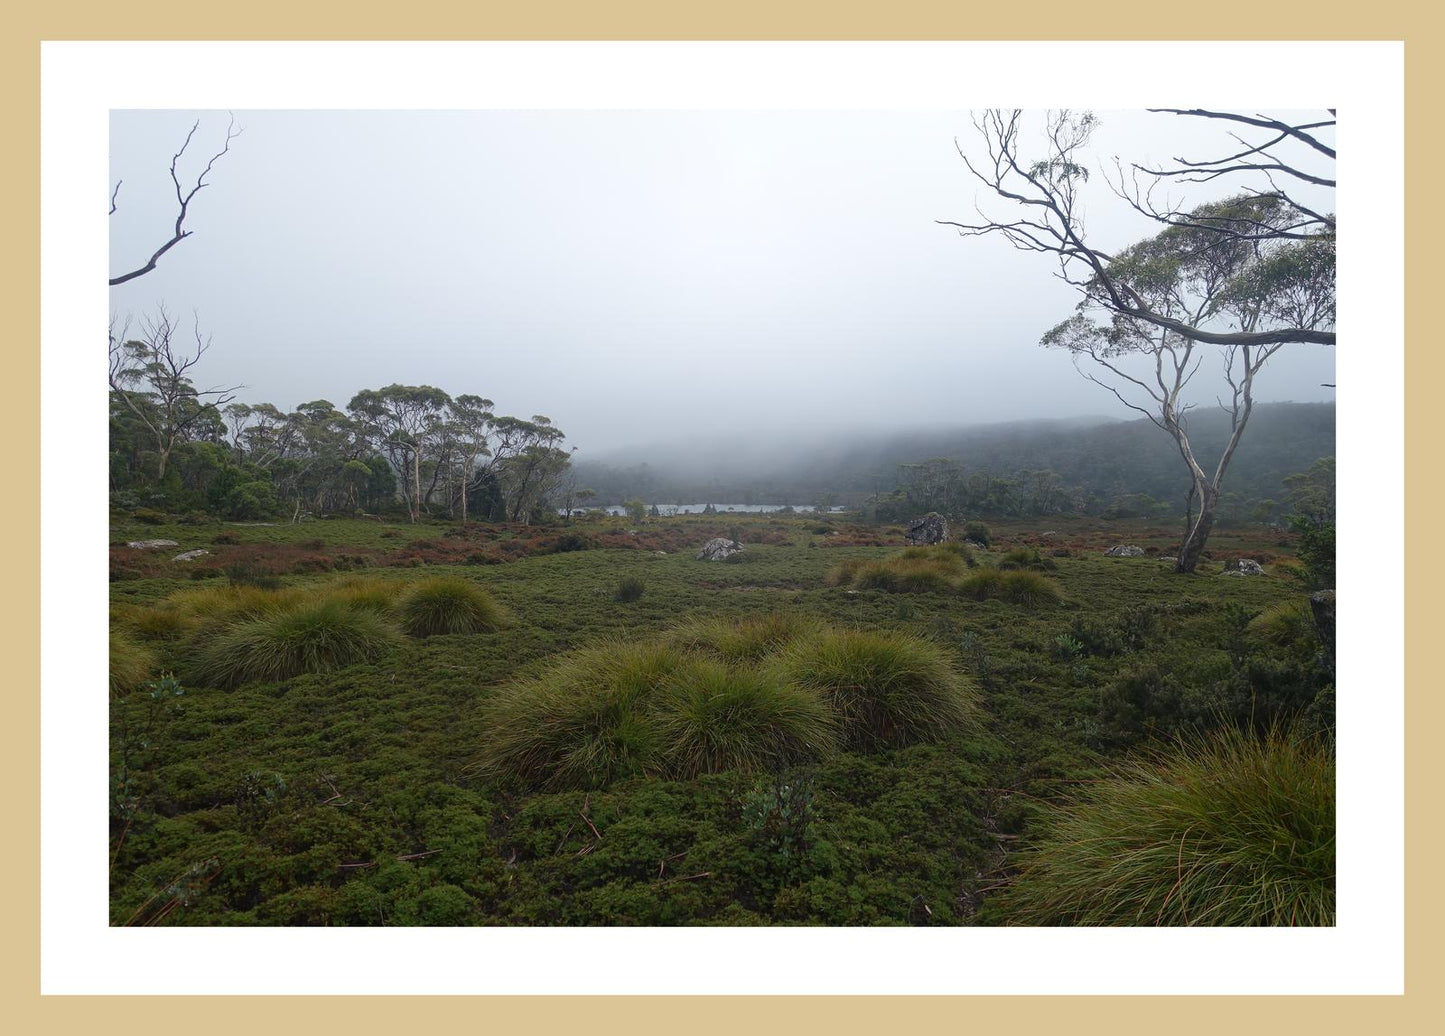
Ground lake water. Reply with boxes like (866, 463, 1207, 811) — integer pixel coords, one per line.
(566, 503, 846, 517)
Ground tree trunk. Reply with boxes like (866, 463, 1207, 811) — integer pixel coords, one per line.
(411, 449, 421, 523)
(1175, 482, 1218, 573)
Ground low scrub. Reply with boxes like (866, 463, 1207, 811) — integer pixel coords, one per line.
(998, 547, 1058, 572)
(999, 727, 1335, 926)
(399, 577, 509, 637)
(190, 599, 402, 689)
(772, 629, 975, 750)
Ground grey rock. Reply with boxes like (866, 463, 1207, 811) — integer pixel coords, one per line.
(965, 539, 988, 550)
(697, 537, 744, 561)
(127, 539, 179, 550)
(172, 549, 211, 562)
(1104, 544, 1145, 557)
(1158, 556, 1178, 565)
(1222, 558, 1266, 576)
(905, 512, 949, 546)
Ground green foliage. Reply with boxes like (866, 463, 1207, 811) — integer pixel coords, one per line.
(773, 630, 974, 751)
(998, 727, 1335, 925)
(962, 521, 991, 546)
(190, 599, 403, 689)
(399, 577, 509, 637)
(1287, 514, 1335, 591)
(998, 546, 1057, 572)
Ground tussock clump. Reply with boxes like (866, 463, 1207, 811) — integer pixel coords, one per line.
(190, 599, 402, 689)
(657, 661, 837, 779)
(165, 584, 308, 629)
(1000, 727, 1335, 926)
(114, 602, 198, 642)
(323, 576, 398, 614)
(110, 633, 158, 696)
(959, 568, 1062, 606)
(478, 641, 691, 789)
(1250, 601, 1318, 660)
(399, 576, 509, 637)
(830, 545, 972, 594)
(998, 547, 1058, 572)
(773, 629, 974, 750)
(614, 576, 646, 603)
(667, 612, 825, 664)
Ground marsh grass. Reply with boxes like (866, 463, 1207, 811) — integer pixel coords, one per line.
(773, 629, 974, 750)
(829, 544, 973, 594)
(190, 599, 403, 689)
(999, 726, 1335, 926)
(399, 576, 510, 637)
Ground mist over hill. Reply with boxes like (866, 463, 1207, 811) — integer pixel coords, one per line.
(571, 402, 1335, 519)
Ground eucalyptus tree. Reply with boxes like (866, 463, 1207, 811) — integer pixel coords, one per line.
(107, 306, 239, 483)
(943, 110, 1335, 572)
(347, 385, 453, 523)
(1038, 193, 1334, 571)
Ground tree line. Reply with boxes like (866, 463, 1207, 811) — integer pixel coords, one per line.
(109, 321, 575, 525)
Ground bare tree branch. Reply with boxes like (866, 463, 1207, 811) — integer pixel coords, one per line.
(109, 114, 242, 286)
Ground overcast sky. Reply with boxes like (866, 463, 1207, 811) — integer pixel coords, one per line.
(108, 109, 1336, 458)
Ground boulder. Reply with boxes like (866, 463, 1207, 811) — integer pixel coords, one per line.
(127, 539, 179, 550)
(905, 512, 949, 546)
(1221, 558, 1266, 576)
(697, 537, 744, 561)
(172, 549, 211, 562)
(1104, 544, 1145, 557)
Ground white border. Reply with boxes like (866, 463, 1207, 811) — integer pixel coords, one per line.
(42, 41, 1403, 995)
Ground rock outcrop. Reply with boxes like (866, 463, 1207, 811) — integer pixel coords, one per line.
(1221, 559, 1266, 576)
(172, 549, 211, 562)
(127, 539, 179, 550)
(697, 538, 744, 561)
(1104, 544, 1145, 557)
(905, 512, 949, 546)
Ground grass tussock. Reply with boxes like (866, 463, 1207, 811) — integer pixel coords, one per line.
(773, 629, 975, 750)
(163, 584, 309, 627)
(1000, 727, 1335, 926)
(190, 599, 402, 689)
(829, 545, 973, 594)
(667, 612, 825, 664)
(324, 576, 400, 614)
(657, 661, 837, 779)
(958, 568, 1062, 606)
(110, 633, 158, 696)
(477, 641, 692, 789)
(399, 576, 509, 637)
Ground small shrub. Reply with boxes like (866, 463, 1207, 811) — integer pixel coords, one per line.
(998, 727, 1334, 925)
(614, 576, 646, 603)
(224, 560, 282, 590)
(1096, 664, 1185, 739)
(190, 599, 402, 689)
(773, 630, 974, 750)
(211, 532, 242, 545)
(132, 508, 167, 526)
(399, 577, 509, 637)
(548, 532, 597, 554)
(962, 521, 991, 547)
(656, 661, 837, 778)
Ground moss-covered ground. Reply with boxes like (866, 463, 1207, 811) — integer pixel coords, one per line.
(108, 512, 1321, 926)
